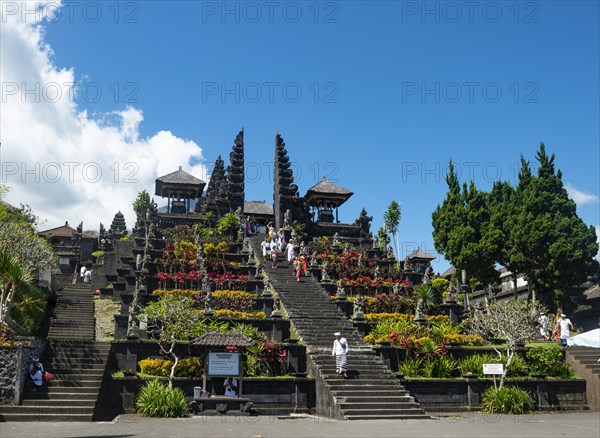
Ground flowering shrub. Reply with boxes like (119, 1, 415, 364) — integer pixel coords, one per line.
(213, 290, 257, 298)
(363, 313, 414, 322)
(442, 333, 484, 346)
(152, 289, 201, 298)
(203, 241, 229, 258)
(138, 357, 203, 377)
(245, 339, 289, 376)
(352, 294, 416, 314)
(212, 290, 257, 311)
(208, 272, 249, 289)
(201, 309, 266, 319)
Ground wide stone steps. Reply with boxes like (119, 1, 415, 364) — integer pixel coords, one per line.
(0, 285, 107, 422)
(0, 405, 95, 415)
(249, 235, 428, 420)
(25, 391, 100, 400)
(21, 399, 98, 407)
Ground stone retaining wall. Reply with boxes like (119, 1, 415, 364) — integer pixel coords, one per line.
(97, 376, 315, 420)
(0, 338, 45, 405)
(401, 378, 588, 414)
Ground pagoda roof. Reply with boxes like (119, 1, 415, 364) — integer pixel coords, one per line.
(441, 266, 455, 278)
(244, 201, 274, 216)
(189, 331, 255, 348)
(156, 166, 205, 185)
(38, 221, 96, 240)
(405, 247, 436, 261)
(305, 177, 353, 207)
(155, 166, 206, 198)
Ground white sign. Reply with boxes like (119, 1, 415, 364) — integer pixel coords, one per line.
(483, 363, 504, 375)
(207, 352, 240, 377)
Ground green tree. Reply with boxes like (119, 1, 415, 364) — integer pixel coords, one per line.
(377, 227, 390, 251)
(139, 295, 204, 387)
(0, 251, 28, 324)
(216, 212, 240, 239)
(432, 162, 498, 288)
(510, 144, 598, 304)
(469, 299, 544, 388)
(383, 201, 401, 261)
(132, 189, 152, 229)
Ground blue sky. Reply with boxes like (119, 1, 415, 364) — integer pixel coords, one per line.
(1, 1, 599, 273)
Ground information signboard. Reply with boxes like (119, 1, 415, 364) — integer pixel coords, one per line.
(207, 352, 240, 377)
(483, 363, 504, 375)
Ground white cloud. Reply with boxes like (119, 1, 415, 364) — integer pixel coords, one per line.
(0, 1, 207, 231)
(565, 184, 599, 207)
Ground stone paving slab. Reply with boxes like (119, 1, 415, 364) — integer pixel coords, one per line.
(1, 411, 599, 438)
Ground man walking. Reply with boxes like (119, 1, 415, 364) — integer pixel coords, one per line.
(332, 332, 349, 378)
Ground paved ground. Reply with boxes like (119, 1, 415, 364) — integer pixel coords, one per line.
(1, 411, 599, 438)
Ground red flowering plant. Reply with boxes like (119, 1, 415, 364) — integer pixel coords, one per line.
(208, 272, 249, 290)
(244, 338, 289, 376)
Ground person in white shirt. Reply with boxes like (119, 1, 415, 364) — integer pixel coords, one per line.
(84, 270, 92, 283)
(332, 332, 349, 378)
(223, 377, 237, 397)
(80, 265, 87, 282)
(559, 313, 573, 347)
(285, 240, 295, 265)
(538, 312, 548, 340)
(261, 237, 270, 260)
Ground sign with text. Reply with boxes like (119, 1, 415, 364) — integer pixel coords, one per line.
(483, 363, 504, 375)
(207, 352, 240, 377)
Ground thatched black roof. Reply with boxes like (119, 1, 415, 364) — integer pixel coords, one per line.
(189, 331, 255, 348)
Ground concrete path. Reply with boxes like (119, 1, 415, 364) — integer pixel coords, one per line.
(1, 411, 599, 438)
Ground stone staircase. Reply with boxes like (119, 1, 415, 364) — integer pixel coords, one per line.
(0, 285, 110, 421)
(249, 236, 428, 420)
(566, 347, 600, 411)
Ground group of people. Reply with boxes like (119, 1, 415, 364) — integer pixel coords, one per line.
(539, 311, 574, 347)
(28, 357, 52, 390)
(80, 265, 92, 283)
(260, 226, 288, 269)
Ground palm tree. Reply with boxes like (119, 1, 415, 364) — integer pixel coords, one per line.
(0, 251, 30, 324)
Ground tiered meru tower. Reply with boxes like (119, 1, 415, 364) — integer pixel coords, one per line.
(197, 129, 245, 219)
(273, 131, 309, 229)
(226, 129, 245, 213)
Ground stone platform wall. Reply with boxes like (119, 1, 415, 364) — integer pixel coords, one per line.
(0, 338, 45, 405)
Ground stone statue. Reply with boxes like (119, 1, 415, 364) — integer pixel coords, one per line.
(332, 232, 340, 247)
(336, 280, 347, 299)
(309, 251, 318, 268)
(393, 281, 401, 295)
(271, 297, 282, 318)
(386, 247, 395, 261)
(237, 227, 245, 243)
(234, 206, 243, 222)
(374, 265, 381, 280)
(255, 265, 264, 280)
(203, 290, 214, 317)
(414, 298, 427, 325)
(283, 209, 293, 229)
(321, 263, 331, 282)
(202, 275, 211, 295)
(353, 297, 364, 320)
(372, 235, 379, 250)
(423, 266, 433, 285)
(445, 285, 457, 303)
